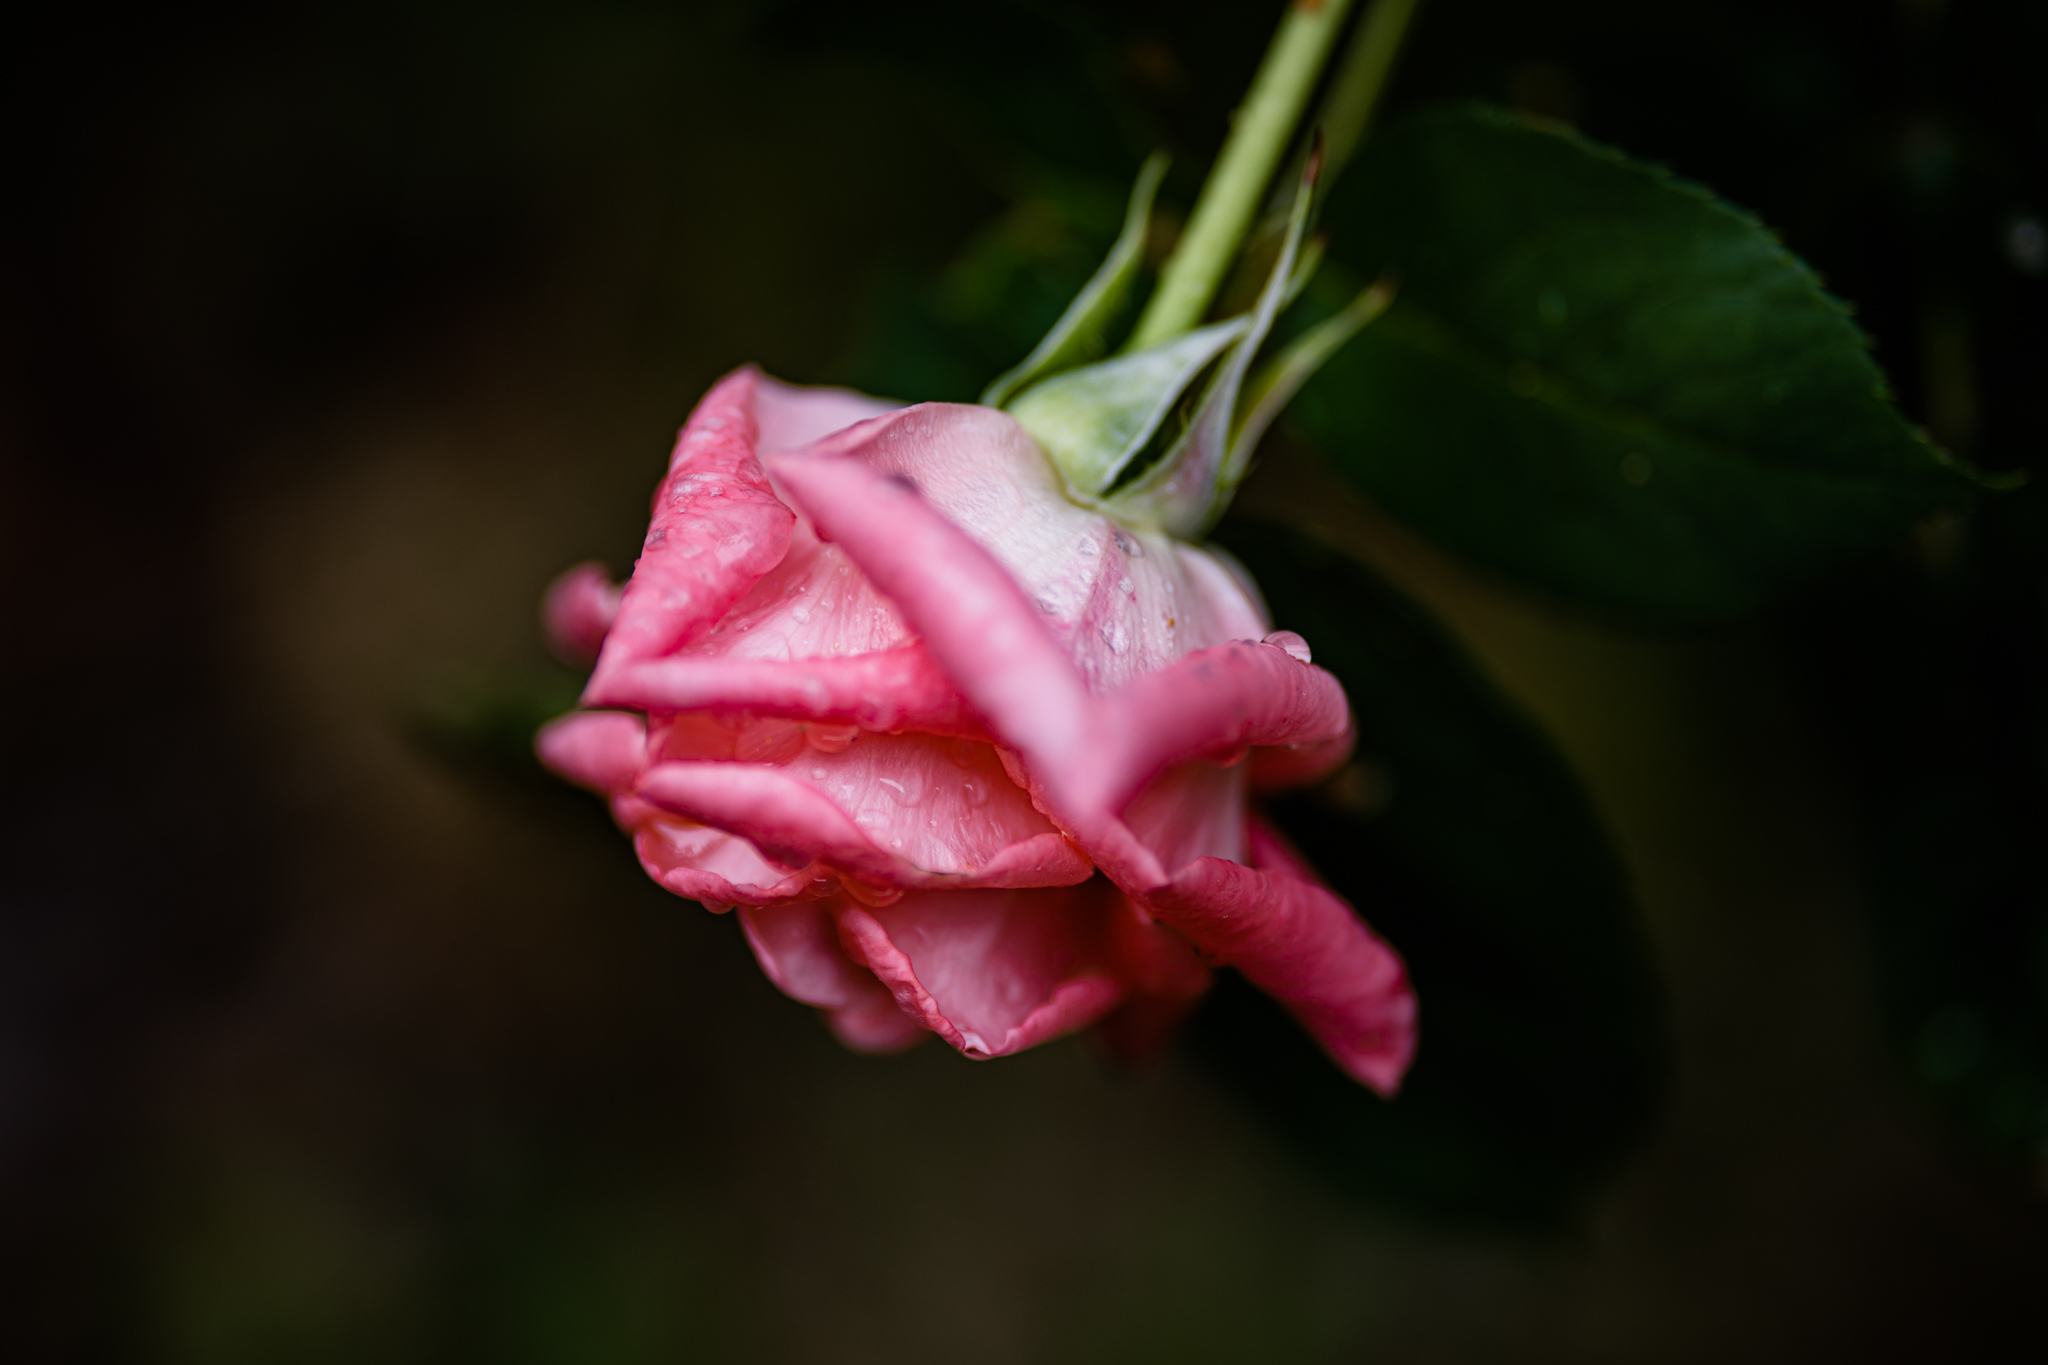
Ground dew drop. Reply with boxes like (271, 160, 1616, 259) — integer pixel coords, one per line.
(876, 770, 925, 805)
(1263, 630, 1313, 663)
(806, 723, 858, 753)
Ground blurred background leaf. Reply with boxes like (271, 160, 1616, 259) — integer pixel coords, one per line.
(1291, 102, 1985, 623)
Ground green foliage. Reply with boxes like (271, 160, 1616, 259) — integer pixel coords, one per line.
(1292, 103, 1988, 621)
(1192, 521, 1667, 1224)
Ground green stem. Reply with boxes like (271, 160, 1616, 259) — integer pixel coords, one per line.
(1311, 0, 1420, 188)
(1125, 0, 1355, 352)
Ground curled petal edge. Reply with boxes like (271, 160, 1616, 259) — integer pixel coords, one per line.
(584, 643, 986, 738)
(833, 903, 1126, 1059)
(1146, 817, 1417, 1096)
(588, 367, 798, 698)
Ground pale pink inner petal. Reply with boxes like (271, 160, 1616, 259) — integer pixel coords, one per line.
(1120, 760, 1249, 873)
(753, 374, 899, 455)
(1179, 543, 1271, 641)
(777, 403, 1272, 691)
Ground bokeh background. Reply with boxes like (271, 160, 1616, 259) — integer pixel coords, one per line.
(5, 0, 2046, 1359)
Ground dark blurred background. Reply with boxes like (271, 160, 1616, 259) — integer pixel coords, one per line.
(4, 1, 2045, 1359)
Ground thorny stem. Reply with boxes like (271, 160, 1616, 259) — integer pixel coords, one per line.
(1126, 0, 1356, 351)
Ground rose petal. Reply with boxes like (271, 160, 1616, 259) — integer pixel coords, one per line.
(774, 402, 1270, 686)
(635, 761, 1092, 891)
(593, 644, 984, 737)
(1095, 636, 1351, 812)
(740, 902, 929, 1053)
(1146, 817, 1416, 1096)
(823, 992, 931, 1053)
(1119, 758, 1249, 873)
(768, 442, 1351, 904)
(766, 443, 1099, 815)
(535, 711, 646, 793)
(587, 367, 798, 694)
(541, 561, 623, 666)
(740, 900, 880, 1007)
(831, 885, 1126, 1059)
(753, 373, 898, 455)
(633, 818, 825, 906)
(658, 518, 914, 669)
(1248, 726, 1356, 792)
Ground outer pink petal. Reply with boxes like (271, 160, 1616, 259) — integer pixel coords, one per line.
(586, 368, 797, 698)
(589, 643, 986, 738)
(1249, 726, 1356, 792)
(1095, 637, 1350, 812)
(831, 887, 1126, 1059)
(535, 711, 646, 793)
(1146, 817, 1417, 1095)
(633, 819, 825, 907)
(541, 561, 623, 666)
(740, 902, 928, 1052)
(634, 761, 1092, 892)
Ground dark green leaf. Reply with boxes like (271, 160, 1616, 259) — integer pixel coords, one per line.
(1293, 102, 1988, 621)
(1193, 519, 1667, 1225)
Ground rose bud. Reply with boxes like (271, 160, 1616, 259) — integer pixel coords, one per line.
(537, 151, 1415, 1092)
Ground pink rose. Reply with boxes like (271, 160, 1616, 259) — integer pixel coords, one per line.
(537, 364, 1416, 1093)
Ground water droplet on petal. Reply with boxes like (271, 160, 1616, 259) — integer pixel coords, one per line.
(806, 724, 858, 752)
(1263, 630, 1312, 663)
(876, 770, 924, 805)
